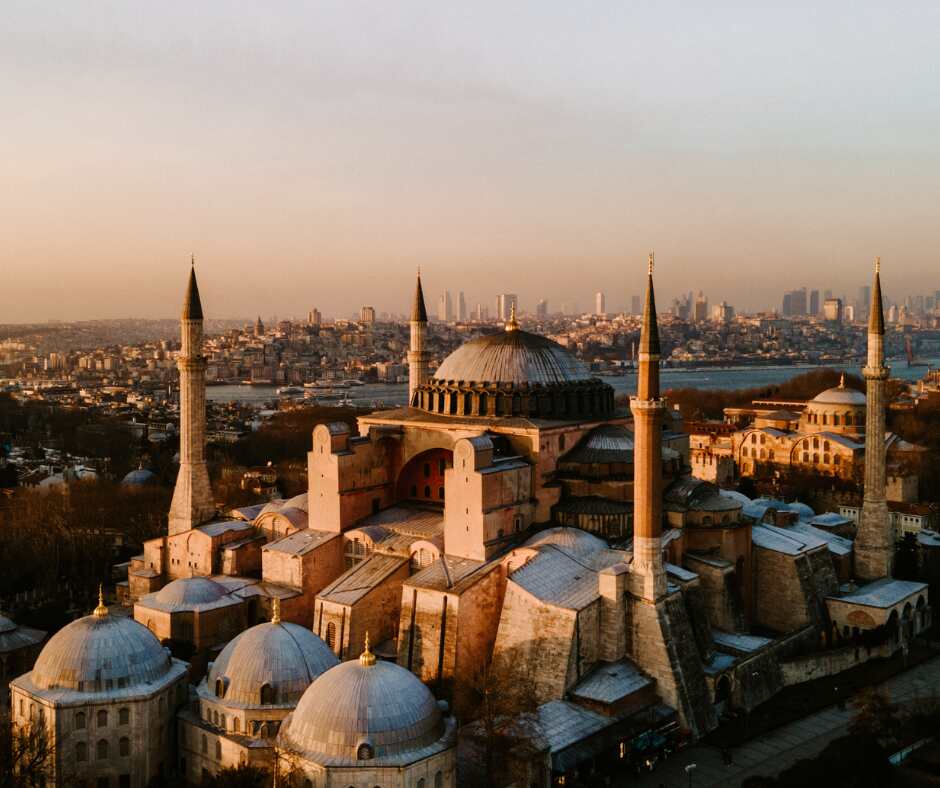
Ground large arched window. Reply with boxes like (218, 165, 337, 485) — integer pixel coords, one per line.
(97, 739, 109, 759)
(215, 740, 222, 759)
(435, 772, 444, 788)
(75, 711, 86, 729)
(119, 737, 130, 757)
(97, 710, 108, 727)
(119, 707, 129, 725)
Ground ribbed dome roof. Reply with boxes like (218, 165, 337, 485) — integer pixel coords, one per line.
(281, 658, 443, 761)
(154, 577, 228, 607)
(433, 328, 591, 386)
(31, 611, 170, 692)
(811, 385, 866, 406)
(121, 468, 158, 486)
(0, 615, 15, 634)
(208, 621, 337, 707)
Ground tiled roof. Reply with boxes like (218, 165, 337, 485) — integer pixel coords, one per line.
(570, 660, 652, 705)
(316, 553, 408, 606)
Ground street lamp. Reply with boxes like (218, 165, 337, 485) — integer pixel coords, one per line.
(685, 762, 698, 788)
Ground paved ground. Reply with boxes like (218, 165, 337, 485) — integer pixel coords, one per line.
(622, 654, 940, 787)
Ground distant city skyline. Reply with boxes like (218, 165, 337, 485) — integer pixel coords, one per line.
(3, 2, 939, 321)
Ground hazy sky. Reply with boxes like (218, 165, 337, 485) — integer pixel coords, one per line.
(3, 1, 939, 321)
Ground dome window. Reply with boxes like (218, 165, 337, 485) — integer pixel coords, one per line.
(260, 683, 275, 705)
(357, 742, 374, 760)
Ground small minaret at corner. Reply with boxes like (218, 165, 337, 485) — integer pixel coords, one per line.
(168, 260, 215, 535)
(630, 252, 668, 601)
(408, 270, 430, 405)
(855, 256, 893, 581)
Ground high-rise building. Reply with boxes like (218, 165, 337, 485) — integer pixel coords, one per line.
(809, 289, 820, 316)
(823, 298, 843, 322)
(595, 291, 606, 316)
(308, 309, 321, 327)
(631, 294, 641, 315)
(457, 291, 467, 322)
(438, 291, 453, 322)
(496, 294, 518, 322)
(359, 306, 376, 324)
(693, 291, 708, 323)
(782, 288, 807, 317)
(536, 299, 549, 318)
(824, 289, 833, 301)
(712, 302, 734, 324)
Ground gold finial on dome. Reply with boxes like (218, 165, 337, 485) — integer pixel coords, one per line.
(839, 372, 845, 389)
(93, 584, 108, 618)
(648, 250, 655, 275)
(360, 631, 377, 667)
(271, 596, 281, 625)
(505, 301, 519, 332)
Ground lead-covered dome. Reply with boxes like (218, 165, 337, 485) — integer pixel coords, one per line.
(812, 385, 866, 406)
(207, 620, 337, 707)
(413, 324, 614, 420)
(435, 329, 591, 385)
(31, 608, 171, 692)
(279, 650, 445, 762)
(153, 577, 228, 607)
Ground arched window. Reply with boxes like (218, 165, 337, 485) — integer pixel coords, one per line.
(119, 737, 129, 757)
(97, 739, 109, 760)
(76, 742, 88, 761)
(834, 455, 841, 465)
(424, 485, 431, 498)
(260, 683, 275, 705)
(824, 440, 830, 451)
(417, 779, 425, 788)
(215, 740, 222, 759)
(233, 717, 240, 734)
(119, 707, 129, 725)
(833, 414, 840, 426)
(813, 437, 819, 449)
(813, 453, 819, 464)
(438, 486, 445, 500)
(357, 743, 374, 760)
(201, 734, 207, 754)
(97, 710, 108, 727)
(215, 679, 225, 698)
(435, 771, 444, 788)
(326, 622, 336, 650)
(76, 711, 86, 729)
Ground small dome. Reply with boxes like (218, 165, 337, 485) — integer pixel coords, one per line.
(524, 527, 607, 557)
(154, 577, 229, 607)
(561, 424, 634, 465)
(434, 329, 591, 386)
(281, 658, 443, 761)
(788, 501, 816, 520)
(121, 468, 158, 486)
(208, 621, 337, 707)
(31, 611, 169, 692)
(0, 614, 17, 634)
(811, 383, 866, 406)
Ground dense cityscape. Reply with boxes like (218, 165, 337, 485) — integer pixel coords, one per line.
(5, 3, 940, 788)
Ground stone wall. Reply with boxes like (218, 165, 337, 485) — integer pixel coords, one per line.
(753, 545, 836, 634)
(779, 641, 893, 686)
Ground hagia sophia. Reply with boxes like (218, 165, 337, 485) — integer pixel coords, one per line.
(4, 256, 934, 787)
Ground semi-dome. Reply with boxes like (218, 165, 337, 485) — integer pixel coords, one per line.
(280, 645, 444, 762)
(207, 619, 337, 707)
(524, 527, 607, 558)
(413, 322, 615, 420)
(31, 602, 170, 692)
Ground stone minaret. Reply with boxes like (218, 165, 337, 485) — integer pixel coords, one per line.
(168, 260, 215, 536)
(630, 252, 667, 601)
(855, 257, 892, 581)
(408, 271, 429, 405)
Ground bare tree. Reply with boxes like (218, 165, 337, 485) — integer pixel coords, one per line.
(0, 709, 54, 788)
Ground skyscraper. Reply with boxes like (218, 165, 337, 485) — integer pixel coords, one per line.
(595, 291, 606, 316)
(457, 291, 467, 322)
(809, 289, 820, 316)
(693, 291, 708, 322)
(438, 291, 453, 322)
(359, 306, 376, 324)
(496, 294, 518, 322)
(536, 299, 549, 318)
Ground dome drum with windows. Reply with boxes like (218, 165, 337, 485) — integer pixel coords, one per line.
(412, 312, 614, 420)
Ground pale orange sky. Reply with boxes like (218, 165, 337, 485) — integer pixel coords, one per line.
(2, 1, 939, 321)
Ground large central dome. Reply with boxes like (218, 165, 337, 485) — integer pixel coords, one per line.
(412, 323, 615, 420)
(434, 328, 591, 386)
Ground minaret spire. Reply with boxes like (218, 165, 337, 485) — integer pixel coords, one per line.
(169, 260, 215, 536)
(856, 256, 892, 580)
(408, 270, 430, 405)
(630, 253, 666, 601)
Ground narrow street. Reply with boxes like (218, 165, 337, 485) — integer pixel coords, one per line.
(623, 654, 940, 787)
